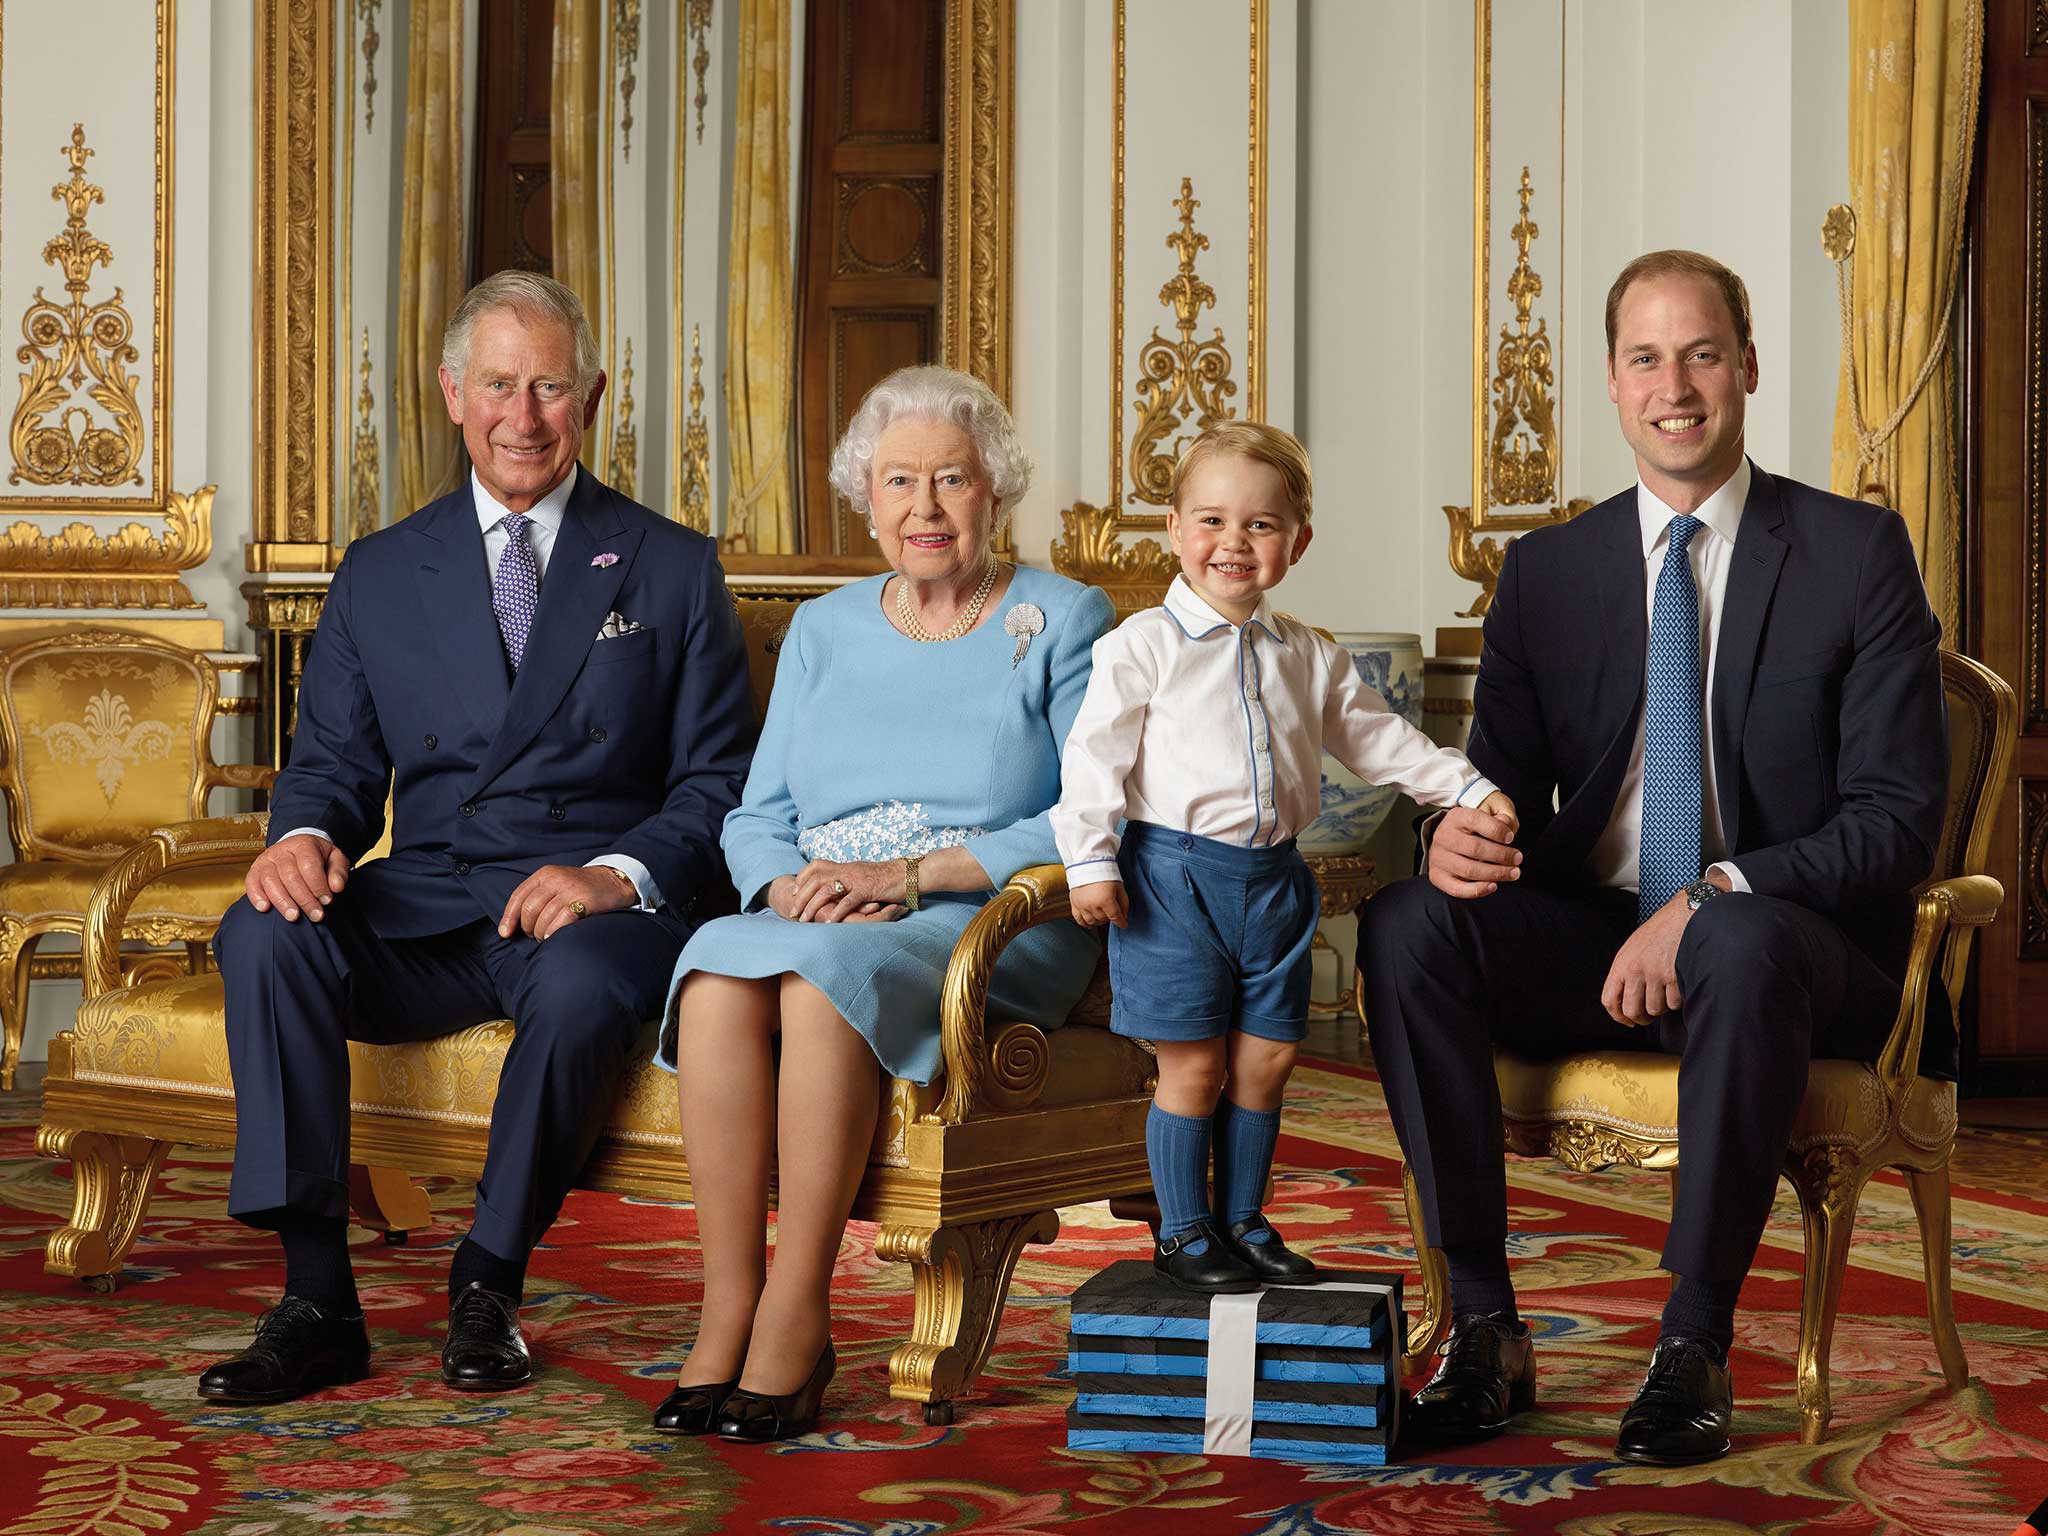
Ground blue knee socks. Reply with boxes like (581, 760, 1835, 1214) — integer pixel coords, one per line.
(1146, 1105, 1214, 1251)
(1212, 1098, 1282, 1240)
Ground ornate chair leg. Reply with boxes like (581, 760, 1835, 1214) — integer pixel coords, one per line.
(1905, 1161, 1970, 1391)
(1402, 1161, 1450, 1373)
(1788, 1148, 1866, 1445)
(877, 1210, 1058, 1425)
(0, 920, 34, 1093)
(347, 1164, 431, 1243)
(36, 1126, 169, 1292)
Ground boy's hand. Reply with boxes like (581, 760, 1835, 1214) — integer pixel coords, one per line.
(1070, 881, 1130, 930)
(1478, 790, 1519, 835)
(1427, 804, 1522, 899)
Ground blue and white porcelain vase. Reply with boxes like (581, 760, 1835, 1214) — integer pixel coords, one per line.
(1300, 632, 1427, 855)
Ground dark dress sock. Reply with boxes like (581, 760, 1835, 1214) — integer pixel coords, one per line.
(280, 1216, 359, 1316)
(1659, 1272, 1736, 1358)
(449, 1235, 528, 1306)
(1212, 1098, 1283, 1238)
(1145, 1104, 1215, 1249)
(1445, 1241, 1518, 1324)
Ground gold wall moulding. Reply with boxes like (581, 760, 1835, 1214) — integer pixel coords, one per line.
(0, 486, 215, 609)
(359, 0, 383, 131)
(679, 324, 711, 532)
(687, 0, 713, 144)
(350, 329, 381, 542)
(1130, 178, 1238, 507)
(614, 0, 642, 161)
(1050, 503, 1175, 622)
(1442, 497, 1593, 619)
(1489, 166, 1558, 507)
(9, 126, 145, 490)
(612, 338, 639, 501)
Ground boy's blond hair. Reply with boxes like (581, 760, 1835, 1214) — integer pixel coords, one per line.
(1169, 421, 1314, 523)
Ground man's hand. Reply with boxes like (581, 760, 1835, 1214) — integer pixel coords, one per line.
(1070, 882, 1129, 930)
(247, 833, 351, 922)
(498, 864, 637, 941)
(1426, 805, 1523, 899)
(1599, 873, 1729, 1026)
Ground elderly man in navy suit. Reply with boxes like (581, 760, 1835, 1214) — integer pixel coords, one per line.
(199, 272, 754, 1404)
(1360, 250, 1947, 1465)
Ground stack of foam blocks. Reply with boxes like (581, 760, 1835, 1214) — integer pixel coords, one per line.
(1064, 1260, 1403, 1465)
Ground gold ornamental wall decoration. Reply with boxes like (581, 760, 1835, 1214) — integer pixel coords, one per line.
(614, 0, 642, 161)
(1129, 177, 1238, 506)
(10, 125, 146, 490)
(679, 324, 711, 532)
(612, 338, 639, 501)
(359, 0, 383, 132)
(0, 486, 215, 609)
(349, 330, 381, 542)
(687, 0, 713, 144)
(1051, 504, 1178, 624)
(1488, 166, 1558, 507)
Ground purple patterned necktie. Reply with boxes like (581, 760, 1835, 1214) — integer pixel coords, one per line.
(492, 512, 539, 672)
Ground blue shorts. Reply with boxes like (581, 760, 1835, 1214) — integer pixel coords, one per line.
(1107, 821, 1321, 1044)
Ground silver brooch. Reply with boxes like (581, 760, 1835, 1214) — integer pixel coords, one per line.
(1004, 602, 1046, 668)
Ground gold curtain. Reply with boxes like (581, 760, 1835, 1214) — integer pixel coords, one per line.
(723, 0, 796, 553)
(551, 0, 608, 479)
(395, 0, 470, 513)
(1830, 0, 1984, 634)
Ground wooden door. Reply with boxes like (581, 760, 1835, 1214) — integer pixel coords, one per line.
(471, 0, 557, 283)
(1962, 0, 2048, 1092)
(793, 0, 947, 562)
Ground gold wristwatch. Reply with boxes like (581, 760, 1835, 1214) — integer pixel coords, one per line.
(903, 854, 924, 912)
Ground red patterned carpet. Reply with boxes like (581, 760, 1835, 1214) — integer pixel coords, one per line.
(4, 1056, 2046, 1535)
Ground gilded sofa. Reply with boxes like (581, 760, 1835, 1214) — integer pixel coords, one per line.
(37, 598, 1157, 1424)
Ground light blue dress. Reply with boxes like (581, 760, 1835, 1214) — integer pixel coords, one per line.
(656, 566, 1115, 1084)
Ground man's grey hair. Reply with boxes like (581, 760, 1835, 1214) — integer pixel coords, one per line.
(441, 270, 603, 398)
(827, 365, 1034, 528)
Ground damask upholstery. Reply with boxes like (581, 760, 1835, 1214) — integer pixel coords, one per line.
(36, 596, 1157, 1426)
(0, 630, 272, 1090)
(1396, 651, 2017, 1447)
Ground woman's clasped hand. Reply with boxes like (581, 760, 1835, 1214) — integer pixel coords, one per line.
(772, 860, 907, 923)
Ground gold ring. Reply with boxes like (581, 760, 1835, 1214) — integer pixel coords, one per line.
(570, 899, 587, 917)
(831, 879, 847, 896)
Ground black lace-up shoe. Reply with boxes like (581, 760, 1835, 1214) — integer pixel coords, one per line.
(1406, 1310, 1536, 1441)
(1615, 1334, 1733, 1465)
(441, 1282, 530, 1391)
(1153, 1219, 1262, 1293)
(1225, 1214, 1320, 1284)
(196, 1297, 371, 1404)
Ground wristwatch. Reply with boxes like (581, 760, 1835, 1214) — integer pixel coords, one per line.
(1682, 877, 1720, 911)
(903, 854, 924, 913)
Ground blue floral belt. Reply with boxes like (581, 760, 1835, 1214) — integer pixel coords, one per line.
(796, 800, 990, 864)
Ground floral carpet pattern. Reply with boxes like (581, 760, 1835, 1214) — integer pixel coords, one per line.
(2, 1058, 2046, 1535)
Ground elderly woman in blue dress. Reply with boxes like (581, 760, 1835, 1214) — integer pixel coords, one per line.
(649, 365, 1114, 1442)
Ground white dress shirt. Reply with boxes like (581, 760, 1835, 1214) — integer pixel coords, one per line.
(1586, 457, 1752, 896)
(284, 464, 663, 912)
(1053, 576, 1498, 889)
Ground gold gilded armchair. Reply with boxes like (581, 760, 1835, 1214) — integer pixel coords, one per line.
(37, 599, 1159, 1424)
(0, 629, 273, 1090)
(1391, 650, 2016, 1445)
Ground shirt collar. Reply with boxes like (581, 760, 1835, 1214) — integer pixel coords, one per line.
(1162, 574, 1286, 643)
(473, 462, 578, 537)
(1634, 455, 1750, 558)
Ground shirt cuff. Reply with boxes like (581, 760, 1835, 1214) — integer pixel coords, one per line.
(1454, 776, 1499, 810)
(1707, 860, 1751, 895)
(588, 854, 662, 912)
(1065, 858, 1123, 891)
(277, 825, 334, 846)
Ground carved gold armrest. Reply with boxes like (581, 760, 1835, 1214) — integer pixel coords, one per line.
(82, 814, 270, 999)
(206, 762, 279, 795)
(927, 864, 1074, 1127)
(1874, 874, 2005, 1097)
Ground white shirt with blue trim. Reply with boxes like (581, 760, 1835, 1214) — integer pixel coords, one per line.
(1051, 575, 1498, 890)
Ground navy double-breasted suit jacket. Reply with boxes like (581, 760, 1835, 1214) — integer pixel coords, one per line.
(267, 471, 755, 940)
(1468, 462, 1954, 1073)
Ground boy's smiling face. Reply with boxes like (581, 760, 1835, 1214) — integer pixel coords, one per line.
(1167, 452, 1314, 624)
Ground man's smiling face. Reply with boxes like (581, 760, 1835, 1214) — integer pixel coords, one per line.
(1606, 271, 1758, 513)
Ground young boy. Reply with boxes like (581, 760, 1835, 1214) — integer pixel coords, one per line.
(1052, 421, 1518, 1293)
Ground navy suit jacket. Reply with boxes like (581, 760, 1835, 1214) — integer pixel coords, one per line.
(267, 471, 755, 940)
(1469, 462, 1953, 1075)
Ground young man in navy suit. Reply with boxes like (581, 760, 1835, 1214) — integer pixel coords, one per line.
(1360, 251, 1947, 1464)
(199, 273, 754, 1404)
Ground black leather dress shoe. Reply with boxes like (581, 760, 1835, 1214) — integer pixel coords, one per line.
(1226, 1215, 1319, 1284)
(441, 1283, 531, 1391)
(1615, 1335, 1733, 1465)
(1406, 1311, 1536, 1441)
(716, 1343, 836, 1443)
(1154, 1221, 1261, 1294)
(197, 1296, 371, 1405)
(652, 1377, 741, 1435)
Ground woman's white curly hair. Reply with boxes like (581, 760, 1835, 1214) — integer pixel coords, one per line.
(827, 365, 1034, 529)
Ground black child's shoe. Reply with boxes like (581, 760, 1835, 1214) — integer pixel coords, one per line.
(1405, 1310, 1536, 1441)
(1225, 1214, 1320, 1284)
(1614, 1335, 1733, 1466)
(196, 1296, 371, 1405)
(441, 1282, 531, 1391)
(1153, 1219, 1262, 1294)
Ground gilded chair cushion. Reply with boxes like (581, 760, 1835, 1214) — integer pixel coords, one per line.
(0, 859, 249, 930)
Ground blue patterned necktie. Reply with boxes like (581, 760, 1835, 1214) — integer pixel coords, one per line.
(1639, 514, 1705, 923)
(492, 512, 539, 673)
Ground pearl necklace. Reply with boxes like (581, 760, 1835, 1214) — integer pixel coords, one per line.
(895, 559, 1000, 642)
